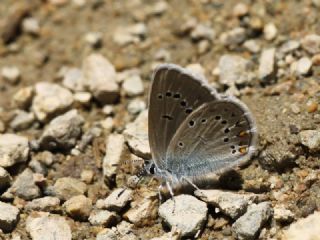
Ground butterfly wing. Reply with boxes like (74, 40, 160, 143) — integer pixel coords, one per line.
(165, 96, 258, 179)
(148, 64, 218, 169)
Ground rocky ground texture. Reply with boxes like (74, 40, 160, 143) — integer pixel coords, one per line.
(1, 0, 320, 239)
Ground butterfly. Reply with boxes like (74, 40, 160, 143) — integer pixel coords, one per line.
(144, 63, 258, 196)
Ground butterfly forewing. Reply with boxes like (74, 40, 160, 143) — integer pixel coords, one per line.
(166, 97, 258, 179)
(148, 64, 218, 169)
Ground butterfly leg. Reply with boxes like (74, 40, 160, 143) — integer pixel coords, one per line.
(181, 176, 205, 197)
(158, 183, 164, 203)
(166, 180, 176, 213)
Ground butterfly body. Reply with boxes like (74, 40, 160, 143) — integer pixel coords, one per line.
(147, 64, 257, 189)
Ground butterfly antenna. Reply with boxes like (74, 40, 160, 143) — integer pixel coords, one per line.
(112, 158, 145, 168)
(117, 161, 148, 199)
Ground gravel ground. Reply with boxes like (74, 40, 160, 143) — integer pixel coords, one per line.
(1, 0, 320, 239)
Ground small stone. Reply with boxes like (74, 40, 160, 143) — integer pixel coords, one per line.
(273, 206, 294, 223)
(84, 32, 102, 48)
(122, 75, 144, 97)
(313, 0, 320, 7)
(306, 100, 318, 113)
(103, 134, 125, 179)
(72, 0, 86, 7)
(190, 24, 215, 41)
(220, 27, 246, 47)
(34, 151, 54, 166)
(82, 54, 119, 104)
(282, 211, 320, 240)
(127, 99, 146, 115)
(0, 121, 5, 133)
(0, 134, 29, 168)
(232, 202, 273, 240)
(29, 159, 47, 175)
(299, 130, 320, 152)
(32, 82, 74, 122)
(158, 194, 208, 237)
(25, 197, 60, 212)
(280, 40, 300, 54)
(98, 188, 133, 212)
(89, 210, 119, 227)
(81, 169, 94, 184)
(116, 68, 141, 84)
(6, 168, 41, 200)
(154, 48, 171, 61)
(123, 109, 150, 158)
(186, 63, 205, 77)
(73, 92, 92, 106)
(0, 201, 19, 233)
(39, 109, 84, 151)
(62, 67, 85, 92)
(243, 39, 261, 53)
(49, 0, 68, 6)
(195, 189, 259, 219)
(218, 55, 253, 86)
(0, 167, 11, 191)
(96, 228, 117, 240)
(147, 1, 168, 16)
(259, 48, 276, 81)
(301, 34, 320, 54)
(263, 23, 277, 41)
(64, 195, 92, 220)
(102, 105, 114, 116)
(26, 212, 71, 240)
(77, 126, 102, 152)
(296, 57, 312, 75)
(100, 117, 114, 132)
(10, 110, 35, 131)
(113, 23, 147, 46)
(13, 86, 34, 109)
(233, 3, 249, 17)
(22, 17, 40, 35)
(290, 103, 301, 114)
(51, 177, 87, 201)
(124, 198, 158, 226)
(1, 66, 20, 84)
(197, 40, 210, 54)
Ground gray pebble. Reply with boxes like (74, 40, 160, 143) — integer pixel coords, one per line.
(39, 109, 84, 151)
(195, 189, 259, 219)
(301, 34, 320, 54)
(82, 54, 120, 104)
(10, 110, 35, 131)
(89, 210, 120, 227)
(51, 177, 87, 201)
(232, 202, 273, 240)
(259, 48, 276, 82)
(5, 168, 41, 200)
(123, 109, 151, 159)
(158, 194, 208, 237)
(0, 201, 20, 233)
(0, 134, 29, 168)
(25, 196, 61, 212)
(299, 130, 320, 152)
(26, 212, 71, 240)
(32, 82, 74, 122)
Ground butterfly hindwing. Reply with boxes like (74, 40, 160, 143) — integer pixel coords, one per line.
(165, 97, 258, 179)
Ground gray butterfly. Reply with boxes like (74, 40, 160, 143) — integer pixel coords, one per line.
(145, 64, 258, 195)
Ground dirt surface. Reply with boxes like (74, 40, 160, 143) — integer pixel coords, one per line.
(1, 0, 320, 239)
